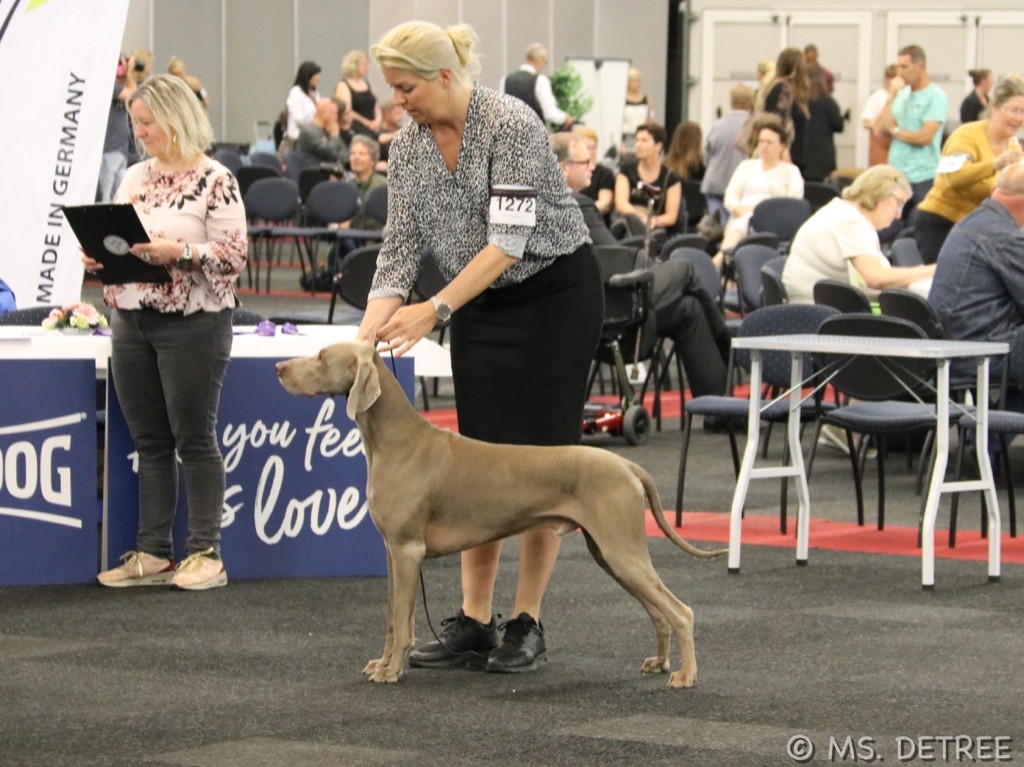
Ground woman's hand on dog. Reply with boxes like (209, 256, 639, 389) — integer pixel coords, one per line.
(375, 301, 436, 356)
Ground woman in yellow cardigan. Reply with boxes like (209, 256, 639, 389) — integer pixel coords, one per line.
(914, 75, 1024, 263)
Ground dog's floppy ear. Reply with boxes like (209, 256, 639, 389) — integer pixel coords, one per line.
(346, 343, 381, 420)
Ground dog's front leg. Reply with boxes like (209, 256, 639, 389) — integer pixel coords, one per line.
(371, 540, 425, 683)
(364, 544, 396, 676)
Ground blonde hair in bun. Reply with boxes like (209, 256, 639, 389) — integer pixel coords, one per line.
(371, 21, 480, 85)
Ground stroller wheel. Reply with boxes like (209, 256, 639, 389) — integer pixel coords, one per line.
(622, 405, 650, 446)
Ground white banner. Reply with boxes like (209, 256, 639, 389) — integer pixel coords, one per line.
(0, 0, 130, 309)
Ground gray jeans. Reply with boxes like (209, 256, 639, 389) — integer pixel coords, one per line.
(111, 308, 232, 558)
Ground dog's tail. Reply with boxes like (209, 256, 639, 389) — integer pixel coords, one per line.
(630, 463, 728, 560)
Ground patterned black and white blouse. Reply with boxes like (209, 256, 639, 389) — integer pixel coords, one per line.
(368, 85, 589, 301)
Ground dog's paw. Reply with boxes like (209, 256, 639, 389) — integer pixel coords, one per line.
(641, 656, 669, 675)
(666, 670, 695, 688)
(363, 658, 383, 675)
(370, 665, 403, 683)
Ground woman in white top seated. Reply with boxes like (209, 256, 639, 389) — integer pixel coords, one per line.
(716, 113, 803, 268)
(782, 165, 936, 305)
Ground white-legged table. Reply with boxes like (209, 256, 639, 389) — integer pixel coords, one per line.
(727, 334, 1008, 588)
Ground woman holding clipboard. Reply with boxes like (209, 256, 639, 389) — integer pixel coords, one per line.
(82, 74, 247, 591)
(356, 21, 602, 674)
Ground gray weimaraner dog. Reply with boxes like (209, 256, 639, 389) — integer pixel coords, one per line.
(276, 341, 725, 688)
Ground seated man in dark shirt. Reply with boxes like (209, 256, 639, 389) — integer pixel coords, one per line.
(552, 133, 730, 399)
(296, 97, 350, 166)
(929, 164, 1024, 386)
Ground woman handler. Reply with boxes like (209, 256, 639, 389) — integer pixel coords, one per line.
(357, 21, 603, 673)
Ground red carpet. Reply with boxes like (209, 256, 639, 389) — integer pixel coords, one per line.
(647, 510, 1024, 565)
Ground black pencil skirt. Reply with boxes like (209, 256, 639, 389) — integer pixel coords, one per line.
(449, 243, 603, 446)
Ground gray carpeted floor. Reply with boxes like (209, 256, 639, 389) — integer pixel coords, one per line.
(5, 272, 1014, 766)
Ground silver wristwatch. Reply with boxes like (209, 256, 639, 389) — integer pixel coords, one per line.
(176, 242, 192, 270)
(430, 295, 452, 323)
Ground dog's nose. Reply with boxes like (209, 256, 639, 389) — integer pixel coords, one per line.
(275, 361, 285, 376)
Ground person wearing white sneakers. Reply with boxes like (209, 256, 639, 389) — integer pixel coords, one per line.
(84, 74, 246, 591)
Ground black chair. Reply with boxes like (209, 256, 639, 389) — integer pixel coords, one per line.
(410, 251, 448, 410)
(213, 148, 243, 174)
(271, 180, 361, 294)
(282, 150, 313, 182)
(749, 197, 812, 252)
(248, 151, 283, 172)
(803, 181, 839, 211)
(675, 303, 840, 529)
(878, 288, 942, 339)
(733, 243, 780, 315)
(661, 232, 709, 260)
(243, 177, 300, 292)
(760, 256, 789, 306)
(328, 243, 381, 323)
(889, 237, 924, 268)
(364, 184, 389, 226)
(298, 168, 331, 205)
(813, 279, 873, 314)
(951, 326, 1024, 547)
(235, 165, 280, 199)
(815, 313, 959, 530)
(0, 306, 54, 325)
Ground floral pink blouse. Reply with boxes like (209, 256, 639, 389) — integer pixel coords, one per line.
(105, 157, 248, 314)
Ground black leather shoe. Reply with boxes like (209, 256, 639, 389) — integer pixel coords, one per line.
(485, 612, 547, 673)
(407, 610, 499, 669)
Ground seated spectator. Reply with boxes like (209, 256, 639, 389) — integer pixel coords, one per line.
(376, 100, 405, 168)
(783, 165, 936, 305)
(613, 121, 682, 236)
(701, 83, 754, 224)
(929, 164, 1024, 382)
(553, 133, 729, 398)
(296, 98, 350, 166)
(717, 114, 803, 268)
(338, 136, 386, 232)
(574, 125, 615, 219)
(664, 121, 705, 182)
(324, 136, 387, 280)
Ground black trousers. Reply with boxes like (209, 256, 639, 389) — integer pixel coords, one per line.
(450, 244, 603, 446)
(913, 208, 956, 265)
(652, 260, 730, 397)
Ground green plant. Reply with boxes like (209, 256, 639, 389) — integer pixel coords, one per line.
(548, 64, 593, 124)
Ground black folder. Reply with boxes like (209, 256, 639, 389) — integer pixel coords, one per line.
(62, 203, 171, 285)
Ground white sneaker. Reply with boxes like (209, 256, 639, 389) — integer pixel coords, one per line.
(817, 424, 851, 455)
(97, 551, 174, 588)
(171, 548, 227, 591)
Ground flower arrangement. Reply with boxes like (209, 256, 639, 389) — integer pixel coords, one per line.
(41, 302, 109, 332)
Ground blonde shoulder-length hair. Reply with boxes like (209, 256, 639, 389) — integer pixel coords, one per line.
(128, 74, 213, 162)
(842, 165, 911, 211)
(341, 50, 367, 78)
(371, 21, 480, 86)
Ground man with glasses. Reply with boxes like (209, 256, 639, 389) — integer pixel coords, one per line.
(929, 164, 1024, 384)
(874, 44, 947, 224)
(551, 133, 731, 401)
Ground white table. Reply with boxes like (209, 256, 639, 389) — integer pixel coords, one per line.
(727, 333, 1008, 588)
(0, 325, 452, 379)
